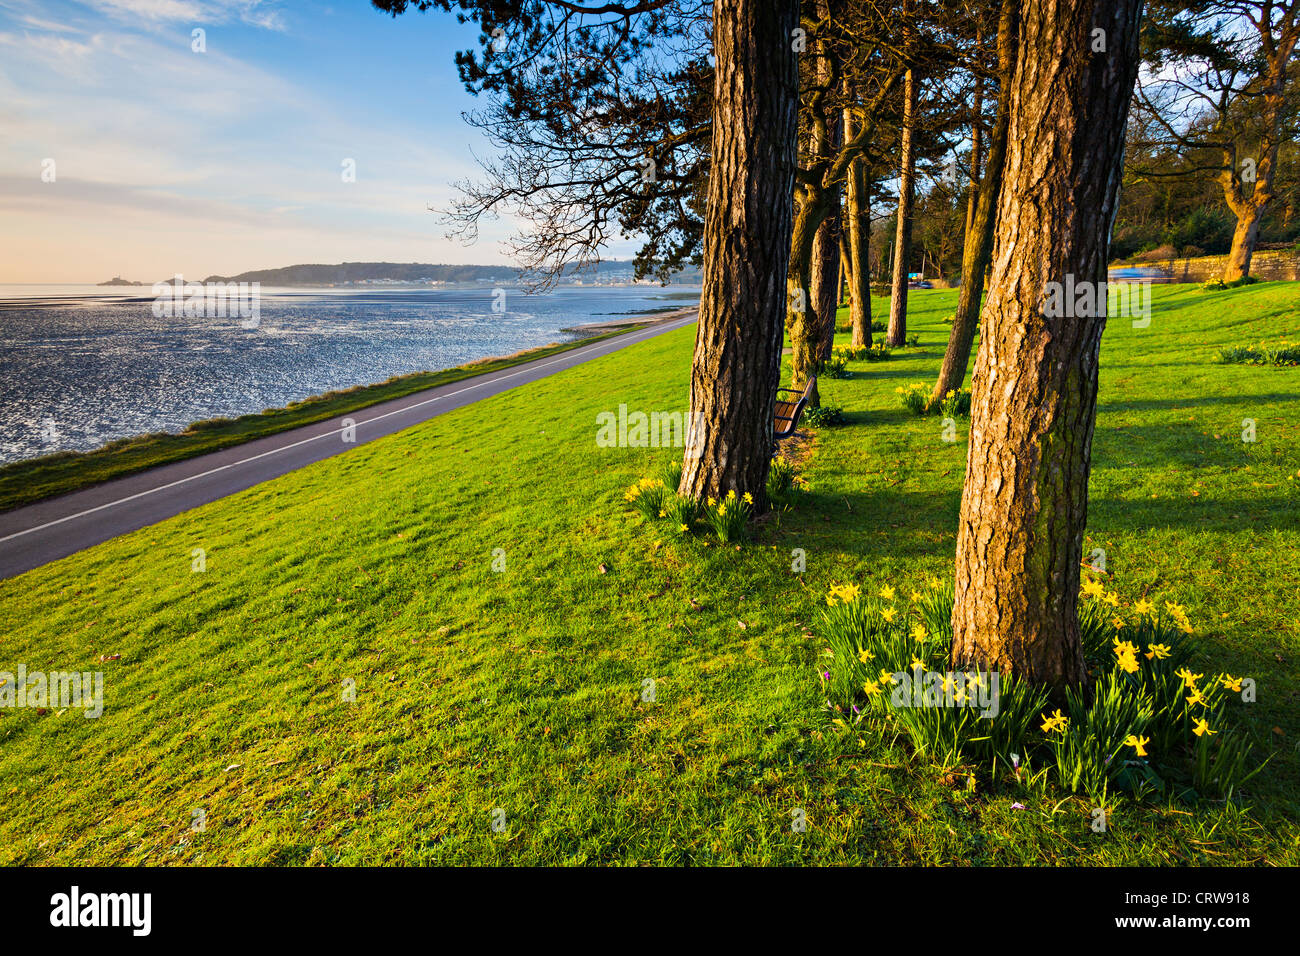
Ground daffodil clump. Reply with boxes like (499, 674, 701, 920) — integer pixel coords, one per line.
(895, 382, 931, 416)
(767, 454, 809, 507)
(821, 576, 1263, 803)
(1216, 340, 1300, 367)
(894, 383, 971, 417)
(703, 489, 752, 543)
(832, 343, 891, 363)
(623, 476, 672, 523)
(624, 472, 701, 535)
(821, 578, 1048, 773)
(1035, 577, 1261, 802)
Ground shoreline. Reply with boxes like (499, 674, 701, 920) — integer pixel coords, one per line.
(562, 305, 700, 335)
(0, 309, 699, 513)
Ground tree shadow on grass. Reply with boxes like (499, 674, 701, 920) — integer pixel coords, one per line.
(1099, 393, 1299, 414)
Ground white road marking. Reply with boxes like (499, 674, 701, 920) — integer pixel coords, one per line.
(0, 317, 694, 544)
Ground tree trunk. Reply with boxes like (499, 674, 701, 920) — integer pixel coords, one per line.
(886, 63, 918, 348)
(681, 0, 799, 509)
(811, 149, 843, 362)
(845, 113, 873, 347)
(950, 0, 1144, 691)
(838, 231, 851, 306)
(964, 59, 985, 242)
(1221, 199, 1267, 282)
(930, 0, 1017, 407)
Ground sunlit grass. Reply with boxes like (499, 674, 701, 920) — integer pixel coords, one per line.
(0, 284, 1296, 864)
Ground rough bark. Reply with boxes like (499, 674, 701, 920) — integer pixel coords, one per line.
(950, 0, 1144, 691)
(680, 0, 799, 509)
(930, 0, 1018, 407)
(886, 62, 918, 348)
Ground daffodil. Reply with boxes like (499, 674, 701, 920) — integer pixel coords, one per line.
(909, 656, 924, 672)
(1218, 673, 1243, 692)
(1145, 643, 1171, 661)
(742, 492, 753, 504)
(880, 585, 896, 601)
(1082, 578, 1105, 599)
(1176, 667, 1202, 689)
(1134, 598, 1155, 617)
(878, 669, 897, 685)
(863, 680, 881, 697)
(881, 606, 898, 623)
(1192, 717, 1216, 737)
(1125, 734, 1150, 757)
(857, 648, 874, 664)
(1041, 709, 1069, 734)
(910, 623, 927, 641)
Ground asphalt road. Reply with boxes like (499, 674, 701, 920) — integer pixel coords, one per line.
(0, 314, 697, 581)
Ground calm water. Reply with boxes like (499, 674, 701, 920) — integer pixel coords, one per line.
(0, 285, 699, 465)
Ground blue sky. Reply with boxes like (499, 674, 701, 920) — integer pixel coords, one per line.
(0, 0, 610, 282)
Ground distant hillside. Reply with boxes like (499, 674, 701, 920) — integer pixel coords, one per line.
(190, 260, 699, 286)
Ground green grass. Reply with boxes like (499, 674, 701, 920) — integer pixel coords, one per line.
(0, 325, 644, 514)
(1, 285, 1298, 865)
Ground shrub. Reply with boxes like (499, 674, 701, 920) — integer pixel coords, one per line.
(1201, 275, 1259, 291)
(804, 404, 846, 427)
(703, 489, 751, 542)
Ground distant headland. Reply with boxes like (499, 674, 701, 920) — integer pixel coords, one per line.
(98, 260, 701, 289)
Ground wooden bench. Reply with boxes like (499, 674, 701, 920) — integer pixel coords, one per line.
(773, 375, 816, 451)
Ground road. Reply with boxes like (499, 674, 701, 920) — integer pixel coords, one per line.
(0, 314, 697, 580)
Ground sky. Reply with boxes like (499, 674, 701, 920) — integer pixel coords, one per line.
(0, 0, 608, 283)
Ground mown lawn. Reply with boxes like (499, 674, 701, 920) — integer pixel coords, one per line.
(1, 284, 1297, 865)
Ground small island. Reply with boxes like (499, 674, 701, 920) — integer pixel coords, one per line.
(97, 276, 146, 286)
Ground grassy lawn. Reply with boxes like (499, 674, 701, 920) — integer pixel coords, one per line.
(0, 325, 644, 514)
(1, 285, 1297, 865)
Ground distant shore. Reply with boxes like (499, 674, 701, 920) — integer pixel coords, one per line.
(563, 304, 699, 335)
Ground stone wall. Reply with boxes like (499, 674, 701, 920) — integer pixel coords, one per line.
(1119, 249, 1300, 283)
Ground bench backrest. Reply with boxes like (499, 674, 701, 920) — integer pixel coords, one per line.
(774, 375, 816, 439)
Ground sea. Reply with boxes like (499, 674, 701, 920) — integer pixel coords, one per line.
(0, 283, 700, 465)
